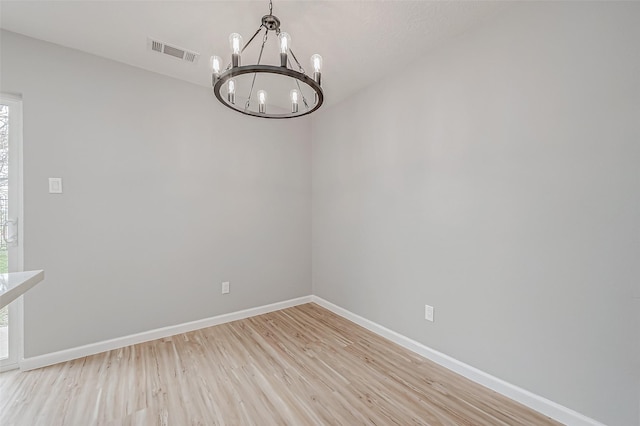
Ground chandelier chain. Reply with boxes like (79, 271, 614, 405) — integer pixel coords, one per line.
(269, 0, 273, 15)
(245, 28, 270, 111)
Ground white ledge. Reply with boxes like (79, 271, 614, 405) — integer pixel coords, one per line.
(0, 270, 45, 308)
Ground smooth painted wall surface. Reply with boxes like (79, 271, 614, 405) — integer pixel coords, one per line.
(0, 30, 312, 358)
(312, 3, 639, 425)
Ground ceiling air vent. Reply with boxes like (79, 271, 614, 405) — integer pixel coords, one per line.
(147, 38, 200, 64)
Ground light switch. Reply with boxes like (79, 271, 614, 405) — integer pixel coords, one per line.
(49, 178, 63, 194)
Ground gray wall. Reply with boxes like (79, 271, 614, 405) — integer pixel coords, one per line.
(312, 3, 639, 426)
(0, 30, 312, 358)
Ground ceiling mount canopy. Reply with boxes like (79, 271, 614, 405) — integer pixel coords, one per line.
(211, 0, 324, 119)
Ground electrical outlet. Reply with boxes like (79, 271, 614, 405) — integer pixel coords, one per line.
(221, 281, 230, 294)
(425, 304, 434, 322)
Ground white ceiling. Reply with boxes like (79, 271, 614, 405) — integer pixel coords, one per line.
(0, 0, 507, 107)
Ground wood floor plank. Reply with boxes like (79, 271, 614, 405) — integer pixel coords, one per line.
(0, 303, 562, 425)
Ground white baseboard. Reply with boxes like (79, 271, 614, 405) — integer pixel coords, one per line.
(20, 295, 313, 371)
(311, 295, 605, 426)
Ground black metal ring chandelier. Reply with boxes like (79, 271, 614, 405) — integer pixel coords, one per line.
(211, 0, 324, 119)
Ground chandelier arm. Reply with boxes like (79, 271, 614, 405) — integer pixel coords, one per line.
(287, 47, 306, 74)
(294, 78, 310, 111)
(241, 25, 265, 55)
(286, 55, 309, 109)
(245, 28, 270, 111)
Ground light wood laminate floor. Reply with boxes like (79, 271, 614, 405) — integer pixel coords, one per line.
(0, 303, 561, 425)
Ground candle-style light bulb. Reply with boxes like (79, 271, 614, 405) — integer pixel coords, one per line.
(279, 32, 291, 67)
(229, 33, 243, 67)
(211, 55, 222, 85)
(227, 79, 236, 104)
(229, 33, 242, 54)
(257, 90, 267, 114)
(211, 55, 222, 73)
(311, 54, 322, 73)
(278, 32, 291, 54)
(290, 89, 299, 113)
(310, 54, 322, 85)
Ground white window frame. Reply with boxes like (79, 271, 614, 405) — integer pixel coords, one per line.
(0, 93, 25, 372)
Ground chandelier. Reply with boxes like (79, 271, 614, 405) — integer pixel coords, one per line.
(211, 0, 324, 119)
